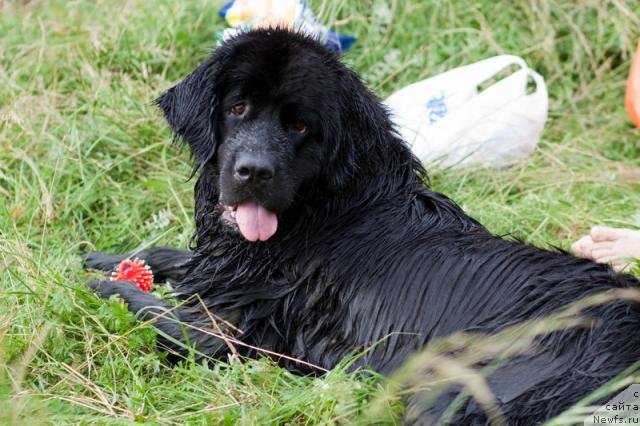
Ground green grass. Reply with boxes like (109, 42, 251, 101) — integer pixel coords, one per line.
(1, 0, 640, 423)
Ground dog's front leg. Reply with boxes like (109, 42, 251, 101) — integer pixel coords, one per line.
(89, 279, 227, 362)
(84, 246, 192, 284)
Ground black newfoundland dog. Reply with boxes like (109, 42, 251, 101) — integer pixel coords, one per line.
(86, 29, 640, 423)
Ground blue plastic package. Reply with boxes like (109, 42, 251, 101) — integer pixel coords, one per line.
(218, 0, 355, 53)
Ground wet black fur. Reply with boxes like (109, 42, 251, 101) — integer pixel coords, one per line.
(86, 29, 640, 423)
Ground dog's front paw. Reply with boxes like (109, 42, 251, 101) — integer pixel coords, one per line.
(83, 252, 127, 272)
(89, 279, 142, 300)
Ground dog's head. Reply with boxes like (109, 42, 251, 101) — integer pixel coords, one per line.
(158, 29, 392, 242)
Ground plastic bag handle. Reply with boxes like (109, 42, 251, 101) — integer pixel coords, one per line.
(525, 68, 547, 98)
(464, 55, 528, 85)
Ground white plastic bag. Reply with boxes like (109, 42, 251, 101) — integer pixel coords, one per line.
(384, 55, 548, 168)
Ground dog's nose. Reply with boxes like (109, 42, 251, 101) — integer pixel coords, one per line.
(234, 155, 275, 183)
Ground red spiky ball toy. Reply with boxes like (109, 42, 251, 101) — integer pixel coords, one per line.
(111, 258, 154, 293)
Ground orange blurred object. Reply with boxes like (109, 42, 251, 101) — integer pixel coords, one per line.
(625, 41, 640, 128)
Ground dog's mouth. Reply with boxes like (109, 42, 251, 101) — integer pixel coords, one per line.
(219, 199, 278, 242)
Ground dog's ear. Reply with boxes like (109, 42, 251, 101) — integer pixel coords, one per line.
(323, 69, 391, 192)
(156, 55, 223, 169)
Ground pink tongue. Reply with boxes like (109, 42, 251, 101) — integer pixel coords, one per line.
(235, 200, 278, 242)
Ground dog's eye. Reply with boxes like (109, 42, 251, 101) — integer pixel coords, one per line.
(229, 103, 246, 116)
(290, 120, 307, 134)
